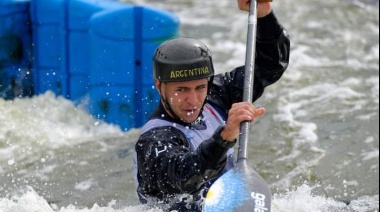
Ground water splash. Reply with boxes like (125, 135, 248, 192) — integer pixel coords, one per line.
(273, 185, 379, 212)
(1, 185, 378, 212)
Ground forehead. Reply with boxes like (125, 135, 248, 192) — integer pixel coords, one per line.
(165, 78, 208, 88)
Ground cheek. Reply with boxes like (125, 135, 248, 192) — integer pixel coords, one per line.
(174, 94, 183, 103)
(199, 93, 208, 103)
(168, 95, 183, 105)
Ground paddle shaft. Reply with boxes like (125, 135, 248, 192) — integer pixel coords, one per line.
(204, 3, 273, 210)
(237, 0, 258, 162)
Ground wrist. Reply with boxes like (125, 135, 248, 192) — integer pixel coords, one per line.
(220, 128, 237, 143)
(257, 2, 272, 18)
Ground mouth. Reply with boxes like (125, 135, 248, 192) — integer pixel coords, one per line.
(183, 108, 199, 116)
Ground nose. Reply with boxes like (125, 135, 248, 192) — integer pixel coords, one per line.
(185, 90, 199, 106)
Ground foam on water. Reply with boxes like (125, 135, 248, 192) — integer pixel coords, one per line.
(0, 185, 378, 212)
(0, 90, 378, 211)
(0, 187, 160, 212)
(0, 92, 122, 148)
(273, 185, 379, 212)
(0, 92, 124, 173)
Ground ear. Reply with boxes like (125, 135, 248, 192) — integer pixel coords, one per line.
(154, 79, 162, 94)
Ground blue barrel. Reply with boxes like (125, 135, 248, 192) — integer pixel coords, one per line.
(0, 0, 32, 100)
(68, 0, 128, 100)
(30, 0, 68, 97)
(89, 6, 179, 130)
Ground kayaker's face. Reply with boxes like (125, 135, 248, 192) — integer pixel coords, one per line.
(156, 79, 208, 123)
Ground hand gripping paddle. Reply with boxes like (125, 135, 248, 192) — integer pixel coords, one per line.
(204, 1, 273, 211)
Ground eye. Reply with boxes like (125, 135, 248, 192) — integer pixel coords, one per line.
(176, 88, 187, 92)
(197, 85, 207, 90)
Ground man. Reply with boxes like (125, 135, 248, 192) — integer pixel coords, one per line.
(134, 0, 290, 211)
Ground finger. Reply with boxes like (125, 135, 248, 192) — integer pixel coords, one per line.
(236, 106, 265, 121)
(227, 110, 253, 125)
(230, 103, 254, 116)
(254, 107, 266, 117)
(233, 111, 257, 123)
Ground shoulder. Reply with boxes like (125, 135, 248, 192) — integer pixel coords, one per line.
(209, 67, 245, 111)
(137, 126, 189, 150)
(135, 126, 191, 162)
(140, 126, 186, 141)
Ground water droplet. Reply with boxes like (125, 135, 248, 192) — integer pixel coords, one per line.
(8, 158, 15, 166)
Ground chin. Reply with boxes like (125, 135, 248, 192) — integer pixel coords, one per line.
(180, 113, 200, 123)
(181, 117, 197, 123)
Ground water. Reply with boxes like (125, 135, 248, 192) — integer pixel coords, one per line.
(1, 0, 379, 211)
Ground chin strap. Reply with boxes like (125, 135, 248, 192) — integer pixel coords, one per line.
(159, 82, 182, 121)
(161, 96, 180, 120)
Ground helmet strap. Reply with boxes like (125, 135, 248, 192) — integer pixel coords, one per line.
(162, 97, 178, 119)
(159, 82, 182, 121)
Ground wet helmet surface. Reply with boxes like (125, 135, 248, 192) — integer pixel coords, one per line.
(153, 37, 215, 82)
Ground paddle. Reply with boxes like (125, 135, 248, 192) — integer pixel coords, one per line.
(204, 1, 272, 211)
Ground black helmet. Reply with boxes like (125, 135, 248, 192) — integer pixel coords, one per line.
(153, 37, 215, 82)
